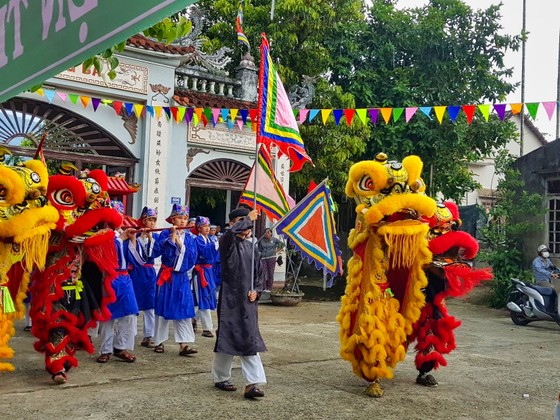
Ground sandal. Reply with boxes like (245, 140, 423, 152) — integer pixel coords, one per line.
(96, 353, 111, 363)
(113, 349, 136, 363)
(201, 330, 214, 338)
(244, 385, 265, 398)
(52, 371, 67, 384)
(154, 344, 164, 353)
(141, 338, 155, 348)
(215, 381, 237, 392)
(179, 345, 198, 356)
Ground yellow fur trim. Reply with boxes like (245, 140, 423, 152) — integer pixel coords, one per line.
(0, 309, 16, 372)
(402, 155, 423, 186)
(0, 165, 25, 206)
(345, 161, 388, 198)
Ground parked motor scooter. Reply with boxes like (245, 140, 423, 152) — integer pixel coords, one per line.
(506, 278, 560, 327)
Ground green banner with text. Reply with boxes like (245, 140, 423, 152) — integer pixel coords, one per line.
(0, 0, 197, 102)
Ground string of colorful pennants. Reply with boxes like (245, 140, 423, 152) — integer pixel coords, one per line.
(34, 88, 559, 129)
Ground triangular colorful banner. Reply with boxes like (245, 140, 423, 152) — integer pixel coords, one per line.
(434, 106, 446, 124)
(275, 179, 341, 278)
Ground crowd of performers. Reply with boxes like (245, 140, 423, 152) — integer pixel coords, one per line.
(0, 152, 239, 385)
(1, 149, 492, 398)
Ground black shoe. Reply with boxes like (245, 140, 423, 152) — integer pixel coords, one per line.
(244, 386, 265, 398)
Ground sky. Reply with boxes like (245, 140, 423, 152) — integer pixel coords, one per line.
(395, 0, 560, 139)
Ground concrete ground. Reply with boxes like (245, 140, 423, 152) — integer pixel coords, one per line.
(1, 288, 559, 420)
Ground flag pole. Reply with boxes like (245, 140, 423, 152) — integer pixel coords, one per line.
(250, 141, 260, 291)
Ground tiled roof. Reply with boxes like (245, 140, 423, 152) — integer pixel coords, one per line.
(127, 34, 195, 56)
(173, 89, 256, 109)
(107, 176, 141, 195)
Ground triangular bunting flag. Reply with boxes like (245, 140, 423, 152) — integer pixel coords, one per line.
(275, 179, 341, 277)
(462, 105, 476, 124)
(510, 103, 523, 115)
(344, 109, 355, 126)
(176, 107, 186, 123)
(433, 106, 446, 124)
(356, 109, 367, 125)
(185, 107, 194, 124)
(211, 108, 221, 125)
(80, 96, 91, 108)
(201, 113, 209, 127)
(91, 97, 101, 111)
(192, 114, 199, 127)
(405, 107, 418, 123)
(220, 108, 230, 123)
(477, 104, 490, 122)
(299, 109, 310, 124)
(333, 109, 344, 126)
(154, 106, 162, 119)
(133, 104, 144, 119)
(230, 108, 239, 122)
(101, 99, 112, 106)
(368, 108, 379, 125)
(419, 107, 432, 120)
(380, 107, 392, 124)
(124, 102, 134, 116)
(309, 109, 320, 122)
(69, 94, 79, 104)
(239, 109, 249, 124)
(237, 119, 244, 130)
(56, 92, 67, 102)
(493, 104, 507, 121)
(525, 103, 539, 120)
(44, 89, 56, 104)
(146, 105, 154, 118)
(321, 109, 332, 125)
(204, 108, 213, 125)
(249, 108, 258, 124)
(163, 107, 171, 120)
(447, 106, 461, 122)
(113, 101, 123, 115)
(211, 108, 220, 127)
(170, 107, 178, 122)
(195, 108, 203, 122)
(392, 107, 404, 123)
(542, 101, 557, 120)
(36, 88, 44, 96)
(227, 118, 234, 130)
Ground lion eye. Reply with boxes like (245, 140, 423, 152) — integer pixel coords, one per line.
(30, 172, 41, 183)
(0, 185, 7, 200)
(358, 175, 375, 191)
(52, 189, 74, 207)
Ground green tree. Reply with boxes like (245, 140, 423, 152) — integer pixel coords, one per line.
(327, 0, 522, 201)
(479, 150, 543, 308)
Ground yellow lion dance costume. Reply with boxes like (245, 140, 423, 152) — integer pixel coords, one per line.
(337, 153, 437, 397)
(0, 148, 58, 372)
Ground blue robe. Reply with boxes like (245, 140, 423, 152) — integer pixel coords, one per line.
(107, 235, 140, 319)
(192, 234, 218, 311)
(155, 229, 197, 320)
(130, 232, 160, 311)
(210, 234, 221, 287)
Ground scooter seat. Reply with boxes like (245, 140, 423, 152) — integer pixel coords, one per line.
(530, 284, 556, 296)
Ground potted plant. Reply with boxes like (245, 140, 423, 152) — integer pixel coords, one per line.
(269, 248, 305, 306)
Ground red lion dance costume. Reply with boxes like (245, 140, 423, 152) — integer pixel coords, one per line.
(29, 168, 122, 383)
(0, 148, 58, 372)
(411, 201, 492, 387)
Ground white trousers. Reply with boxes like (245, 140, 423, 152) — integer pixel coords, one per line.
(196, 309, 213, 331)
(212, 352, 267, 386)
(142, 309, 155, 339)
(98, 315, 137, 354)
(153, 315, 195, 346)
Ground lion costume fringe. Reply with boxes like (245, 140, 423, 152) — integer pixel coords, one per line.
(0, 149, 58, 372)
